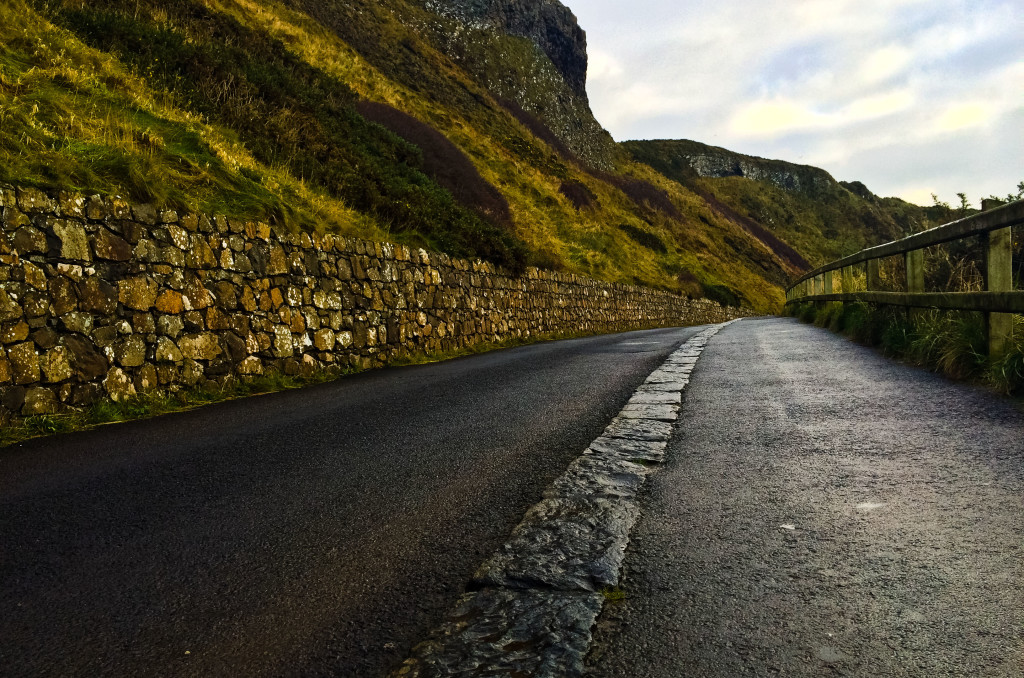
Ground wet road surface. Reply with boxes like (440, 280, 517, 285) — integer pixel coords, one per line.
(588, 316, 1024, 677)
(0, 326, 702, 678)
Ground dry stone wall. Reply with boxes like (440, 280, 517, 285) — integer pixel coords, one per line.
(0, 185, 748, 419)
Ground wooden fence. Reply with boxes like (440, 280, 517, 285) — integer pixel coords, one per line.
(785, 200, 1024, 357)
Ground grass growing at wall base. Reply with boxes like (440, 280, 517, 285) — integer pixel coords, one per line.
(0, 367, 350, 449)
(785, 301, 1024, 395)
(0, 319, 721, 448)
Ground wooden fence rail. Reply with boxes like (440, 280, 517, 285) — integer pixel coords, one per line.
(785, 200, 1024, 358)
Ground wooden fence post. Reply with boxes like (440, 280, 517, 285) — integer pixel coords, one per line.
(905, 248, 925, 322)
(986, 226, 1013, 359)
(823, 270, 833, 296)
(905, 249, 924, 294)
(842, 266, 854, 294)
(867, 259, 881, 291)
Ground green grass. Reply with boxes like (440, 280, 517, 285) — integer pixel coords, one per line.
(600, 586, 627, 603)
(0, 366, 351, 449)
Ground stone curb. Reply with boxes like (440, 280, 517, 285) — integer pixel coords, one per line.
(390, 321, 736, 677)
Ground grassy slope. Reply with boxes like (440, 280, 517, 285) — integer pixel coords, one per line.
(2, 0, 803, 312)
(623, 139, 950, 269)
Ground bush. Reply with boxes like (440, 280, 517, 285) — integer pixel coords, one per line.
(558, 180, 596, 210)
(589, 169, 681, 219)
(617, 223, 667, 254)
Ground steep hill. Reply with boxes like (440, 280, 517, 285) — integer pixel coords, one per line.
(623, 139, 945, 269)
(0, 0, 927, 313)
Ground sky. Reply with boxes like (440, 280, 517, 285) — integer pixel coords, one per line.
(570, 0, 1023, 206)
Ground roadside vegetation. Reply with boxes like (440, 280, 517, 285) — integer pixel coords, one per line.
(0, 367, 348, 448)
(787, 302, 1024, 396)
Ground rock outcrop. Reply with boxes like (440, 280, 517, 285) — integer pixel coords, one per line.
(425, 0, 589, 98)
(420, 0, 618, 168)
(624, 139, 842, 197)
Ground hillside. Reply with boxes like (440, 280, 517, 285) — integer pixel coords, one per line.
(622, 139, 948, 269)
(0, 0, 928, 313)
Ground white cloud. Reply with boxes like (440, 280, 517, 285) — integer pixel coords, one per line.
(572, 0, 1024, 203)
(933, 102, 995, 134)
(856, 45, 913, 86)
(729, 99, 827, 137)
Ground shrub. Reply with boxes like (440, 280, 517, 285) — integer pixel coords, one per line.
(589, 169, 681, 219)
(558, 180, 596, 210)
(617, 223, 667, 254)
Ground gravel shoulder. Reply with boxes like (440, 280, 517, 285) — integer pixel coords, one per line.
(587, 316, 1024, 677)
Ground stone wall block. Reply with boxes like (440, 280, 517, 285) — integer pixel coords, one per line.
(182, 277, 214, 310)
(135, 364, 158, 393)
(118, 277, 159, 311)
(42, 346, 73, 383)
(157, 315, 184, 338)
(115, 335, 147, 368)
(14, 226, 47, 254)
(49, 278, 78, 315)
(93, 228, 133, 261)
(104, 367, 136, 401)
(8, 342, 40, 385)
(179, 334, 222, 361)
(272, 326, 294, 358)
(0, 291, 22, 322)
(51, 220, 92, 262)
(17, 188, 54, 214)
(222, 332, 247, 363)
(62, 336, 108, 380)
(267, 244, 288, 275)
(20, 289, 50, 319)
(155, 290, 184, 314)
(155, 337, 184, 363)
(23, 262, 47, 290)
(186, 236, 218, 269)
(22, 386, 57, 415)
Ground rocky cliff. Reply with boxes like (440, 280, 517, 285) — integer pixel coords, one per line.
(423, 0, 589, 99)
(415, 0, 618, 168)
(624, 139, 838, 197)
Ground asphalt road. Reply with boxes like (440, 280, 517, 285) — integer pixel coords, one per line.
(587, 317, 1024, 677)
(0, 326, 703, 678)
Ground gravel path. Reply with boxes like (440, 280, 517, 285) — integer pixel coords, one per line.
(587, 316, 1024, 677)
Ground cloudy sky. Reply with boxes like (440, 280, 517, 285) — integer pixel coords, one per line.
(571, 0, 1023, 206)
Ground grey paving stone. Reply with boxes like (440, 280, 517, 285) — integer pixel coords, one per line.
(628, 391, 681, 405)
(601, 417, 675, 442)
(392, 588, 603, 678)
(546, 455, 648, 502)
(639, 380, 689, 392)
(472, 494, 640, 592)
(618, 403, 679, 421)
(587, 436, 667, 464)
